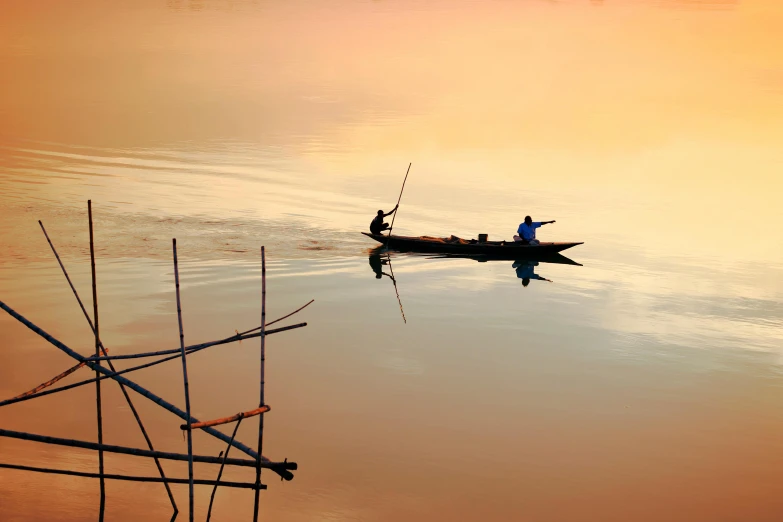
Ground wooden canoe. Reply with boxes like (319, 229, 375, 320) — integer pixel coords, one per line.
(362, 233, 583, 257)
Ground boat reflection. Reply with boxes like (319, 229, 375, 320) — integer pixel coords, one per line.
(367, 249, 582, 321)
(368, 248, 581, 285)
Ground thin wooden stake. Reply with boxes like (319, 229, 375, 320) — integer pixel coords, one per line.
(0, 428, 282, 469)
(173, 238, 195, 522)
(0, 323, 307, 410)
(0, 463, 266, 490)
(83, 322, 306, 363)
(238, 298, 314, 336)
(88, 200, 106, 520)
(180, 406, 270, 430)
(38, 220, 178, 513)
(10, 361, 87, 400)
(206, 417, 244, 522)
(252, 246, 267, 522)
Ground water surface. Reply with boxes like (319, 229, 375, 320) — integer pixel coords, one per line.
(1, 1, 783, 521)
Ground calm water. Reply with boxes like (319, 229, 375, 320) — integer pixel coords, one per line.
(2, 1, 783, 521)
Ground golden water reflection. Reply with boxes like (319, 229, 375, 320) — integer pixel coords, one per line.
(1, 0, 783, 520)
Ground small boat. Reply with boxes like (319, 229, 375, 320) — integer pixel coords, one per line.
(362, 232, 583, 257)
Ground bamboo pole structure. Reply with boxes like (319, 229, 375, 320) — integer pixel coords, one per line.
(180, 406, 270, 430)
(88, 200, 106, 520)
(0, 214, 312, 515)
(0, 300, 296, 481)
(0, 463, 266, 490)
(173, 238, 195, 522)
(0, 323, 307, 410)
(38, 219, 178, 512)
(252, 246, 267, 522)
(0, 428, 285, 469)
(206, 417, 244, 522)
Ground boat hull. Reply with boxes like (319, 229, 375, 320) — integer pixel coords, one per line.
(362, 233, 583, 257)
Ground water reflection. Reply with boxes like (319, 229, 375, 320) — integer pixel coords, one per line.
(368, 250, 407, 323)
(369, 248, 583, 290)
(513, 260, 552, 286)
(512, 255, 583, 286)
(368, 252, 392, 280)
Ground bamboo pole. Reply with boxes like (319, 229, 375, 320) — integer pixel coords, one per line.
(386, 254, 407, 324)
(0, 300, 296, 481)
(385, 162, 412, 245)
(83, 320, 309, 363)
(173, 238, 195, 522)
(13, 220, 114, 401)
(88, 200, 106, 520)
(0, 323, 307, 410)
(0, 463, 266, 490)
(252, 246, 267, 522)
(10, 361, 88, 400)
(206, 417, 244, 522)
(238, 299, 314, 336)
(38, 219, 177, 512)
(0, 428, 290, 469)
(180, 406, 270, 430)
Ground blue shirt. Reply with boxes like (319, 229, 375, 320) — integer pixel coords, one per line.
(517, 222, 541, 240)
(513, 261, 542, 279)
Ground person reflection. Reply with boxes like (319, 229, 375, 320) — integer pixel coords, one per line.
(512, 260, 552, 286)
(369, 253, 393, 280)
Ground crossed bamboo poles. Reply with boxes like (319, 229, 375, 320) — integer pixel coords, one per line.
(0, 201, 313, 521)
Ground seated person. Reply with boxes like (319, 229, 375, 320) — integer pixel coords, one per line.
(369, 205, 398, 235)
(514, 215, 555, 245)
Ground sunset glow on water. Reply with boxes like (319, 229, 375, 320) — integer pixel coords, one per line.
(1, 1, 782, 520)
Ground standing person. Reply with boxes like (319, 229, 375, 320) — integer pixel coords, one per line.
(514, 215, 555, 245)
(369, 205, 398, 235)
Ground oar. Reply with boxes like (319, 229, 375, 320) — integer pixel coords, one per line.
(385, 162, 412, 247)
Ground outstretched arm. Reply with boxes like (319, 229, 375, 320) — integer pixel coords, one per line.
(542, 220, 556, 225)
(383, 205, 399, 218)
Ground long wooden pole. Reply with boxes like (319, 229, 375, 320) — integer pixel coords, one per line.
(386, 254, 406, 324)
(38, 220, 178, 513)
(9, 361, 85, 400)
(83, 322, 306, 363)
(88, 200, 106, 520)
(10, 297, 312, 397)
(180, 406, 270, 430)
(237, 299, 314, 336)
(206, 417, 244, 522)
(173, 238, 195, 522)
(0, 428, 262, 468)
(0, 463, 266, 490)
(0, 300, 297, 481)
(252, 246, 267, 522)
(386, 162, 412, 243)
(0, 323, 307, 410)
